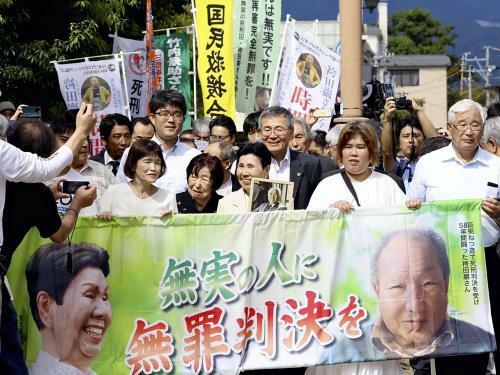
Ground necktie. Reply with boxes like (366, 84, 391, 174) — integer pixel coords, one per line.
(109, 160, 120, 176)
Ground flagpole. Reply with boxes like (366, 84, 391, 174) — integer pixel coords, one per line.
(191, 1, 199, 120)
(269, 14, 291, 106)
(118, 51, 131, 119)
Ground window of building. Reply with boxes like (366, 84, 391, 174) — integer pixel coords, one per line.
(389, 69, 419, 86)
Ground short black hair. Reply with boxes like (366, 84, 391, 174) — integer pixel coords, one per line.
(186, 153, 224, 191)
(100, 113, 132, 141)
(243, 111, 261, 135)
(26, 242, 110, 330)
(9, 119, 55, 158)
(209, 115, 237, 137)
(236, 142, 272, 168)
(312, 130, 327, 148)
(131, 116, 153, 130)
(50, 109, 78, 137)
(124, 138, 166, 179)
(487, 102, 500, 119)
(420, 136, 451, 157)
(149, 89, 187, 115)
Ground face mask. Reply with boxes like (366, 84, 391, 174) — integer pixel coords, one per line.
(194, 140, 209, 151)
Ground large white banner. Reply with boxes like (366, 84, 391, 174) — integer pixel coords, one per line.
(54, 57, 128, 154)
(112, 36, 148, 117)
(272, 23, 341, 131)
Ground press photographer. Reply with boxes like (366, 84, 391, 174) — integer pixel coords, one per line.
(381, 97, 437, 190)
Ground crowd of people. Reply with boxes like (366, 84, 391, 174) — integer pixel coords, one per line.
(0, 89, 499, 375)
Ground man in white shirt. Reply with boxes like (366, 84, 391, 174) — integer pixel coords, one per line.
(116, 90, 199, 194)
(259, 106, 322, 209)
(0, 103, 96, 374)
(407, 99, 500, 375)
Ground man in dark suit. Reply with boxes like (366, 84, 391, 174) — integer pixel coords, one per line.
(90, 113, 132, 175)
(260, 106, 322, 210)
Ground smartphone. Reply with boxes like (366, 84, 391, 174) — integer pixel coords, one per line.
(62, 181, 89, 194)
(486, 182, 499, 201)
(312, 108, 333, 118)
(20, 106, 41, 119)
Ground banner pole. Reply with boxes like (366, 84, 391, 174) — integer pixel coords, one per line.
(191, 3, 199, 121)
(50, 52, 136, 65)
(118, 51, 131, 119)
(269, 14, 290, 105)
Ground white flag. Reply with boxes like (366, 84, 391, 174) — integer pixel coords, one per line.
(272, 24, 340, 131)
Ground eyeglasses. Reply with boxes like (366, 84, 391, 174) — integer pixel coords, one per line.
(261, 126, 288, 136)
(451, 122, 482, 133)
(154, 110, 184, 120)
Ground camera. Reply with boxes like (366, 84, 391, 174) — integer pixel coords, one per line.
(393, 96, 412, 111)
(363, 80, 413, 118)
(363, 79, 394, 118)
(62, 181, 89, 194)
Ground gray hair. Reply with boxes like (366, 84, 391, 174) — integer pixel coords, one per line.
(218, 140, 236, 162)
(0, 114, 8, 140)
(370, 227, 450, 287)
(259, 106, 294, 131)
(325, 124, 345, 147)
(192, 117, 211, 136)
(294, 118, 313, 141)
(448, 99, 487, 125)
(268, 186, 281, 198)
(481, 116, 500, 146)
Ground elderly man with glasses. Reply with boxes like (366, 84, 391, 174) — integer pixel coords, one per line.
(116, 90, 200, 193)
(407, 99, 500, 375)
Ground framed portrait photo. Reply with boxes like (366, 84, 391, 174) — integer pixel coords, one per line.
(249, 178, 294, 212)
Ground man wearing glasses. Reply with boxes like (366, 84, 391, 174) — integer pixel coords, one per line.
(209, 115, 237, 145)
(407, 99, 500, 375)
(259, 106, 322, 209)
(116, 90, 200, 193)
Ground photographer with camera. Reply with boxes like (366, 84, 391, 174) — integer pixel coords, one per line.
(381, 98, 437, 191)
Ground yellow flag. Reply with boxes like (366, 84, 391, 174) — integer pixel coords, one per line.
(195, 0, 236, 118)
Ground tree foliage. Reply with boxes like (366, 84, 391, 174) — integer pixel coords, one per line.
(0, 0, 191, 118)
(388, 8, 457, 55)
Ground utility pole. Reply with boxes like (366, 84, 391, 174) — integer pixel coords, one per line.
(468, 64, 472, 100)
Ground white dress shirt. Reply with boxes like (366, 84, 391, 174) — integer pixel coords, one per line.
(408, 143, 500, 247)
(116, 136, 200, 194)
(269, 148, 291, 182)
(103, 150, 120, 173)
(0, 141, 73, 247)
(216, 175, 233, 197)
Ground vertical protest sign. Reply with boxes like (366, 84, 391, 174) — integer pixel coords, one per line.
(112, 36, 148, 117)
(54, 56, 128, 154)
(194, 0, 236, 118)
(155, 33, 193, 129)
(233, 0, 282, 113)
(272, 22, 341, 131)
(145, 0, 163, 114)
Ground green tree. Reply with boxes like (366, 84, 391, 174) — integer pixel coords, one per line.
(0, 0, 191, 118)
(388, 8, 456, 55)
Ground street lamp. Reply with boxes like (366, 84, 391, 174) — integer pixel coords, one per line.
(364, 0, 379, 13)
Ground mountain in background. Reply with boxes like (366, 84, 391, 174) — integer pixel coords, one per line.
(282, 0, 500, 85)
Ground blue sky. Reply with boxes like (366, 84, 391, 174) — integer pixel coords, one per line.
(282, 0, 500, 83)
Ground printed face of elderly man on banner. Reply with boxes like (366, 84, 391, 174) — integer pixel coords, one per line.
(321, 228, 495, 364)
